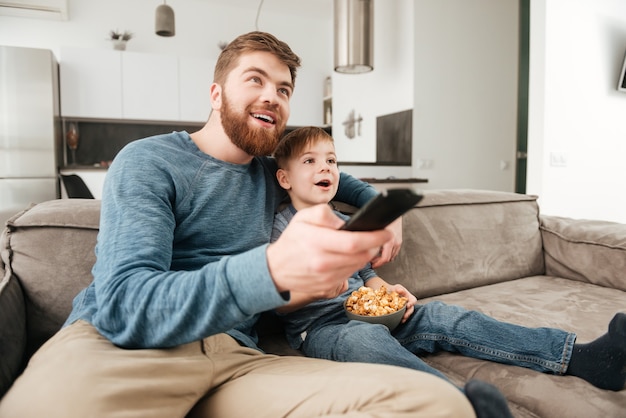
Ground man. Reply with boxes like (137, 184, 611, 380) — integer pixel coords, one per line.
(0, 32, 474, 417)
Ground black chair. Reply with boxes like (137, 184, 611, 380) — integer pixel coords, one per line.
(59, 174, 95, 199)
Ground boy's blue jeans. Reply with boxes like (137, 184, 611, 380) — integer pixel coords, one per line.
(302, 301, 576, 383)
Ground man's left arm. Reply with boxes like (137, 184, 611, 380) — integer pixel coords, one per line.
(335, 172, 403, 268)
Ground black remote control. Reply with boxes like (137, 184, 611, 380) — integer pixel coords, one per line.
(340, 188, 423, 231)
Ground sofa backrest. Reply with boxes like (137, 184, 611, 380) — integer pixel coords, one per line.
(376, 189, 546, 298)
(1, 199, 100, 361)
(0, 190, 545, 364)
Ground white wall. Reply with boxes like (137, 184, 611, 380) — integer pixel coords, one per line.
(332, 0, 414, 180)
(0, 0, 333, 126)
(411, 0, 519, 192)
(4, 0, 626, 223)
(527, 0, 626, 223)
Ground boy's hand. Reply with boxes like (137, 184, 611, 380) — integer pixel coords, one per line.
(267, 204, 392, 299)
(370, 216, 403, 269)
(388, 283, 417, 323)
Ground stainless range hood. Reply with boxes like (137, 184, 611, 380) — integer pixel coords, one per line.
(334, 0, 373, 74)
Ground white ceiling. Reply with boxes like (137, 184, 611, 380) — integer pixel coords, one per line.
(203, 0, 333, 20)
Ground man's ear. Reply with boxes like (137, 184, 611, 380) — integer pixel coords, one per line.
(210, 83, 222, 110)
(276, 168, 291, 190)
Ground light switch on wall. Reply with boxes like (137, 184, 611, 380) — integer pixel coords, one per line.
(416, 159, 434, 169)
(549, 152, 568, 167)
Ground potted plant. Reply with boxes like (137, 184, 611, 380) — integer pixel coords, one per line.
(109, 30, 133, 50)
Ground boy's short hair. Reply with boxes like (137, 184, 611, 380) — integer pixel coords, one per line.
(273, 126, 334, 169)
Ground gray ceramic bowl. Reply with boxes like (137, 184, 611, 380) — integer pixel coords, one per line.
(344, 300, 406, 331)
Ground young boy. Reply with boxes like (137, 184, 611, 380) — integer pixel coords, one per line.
(271, 126, 626, 417)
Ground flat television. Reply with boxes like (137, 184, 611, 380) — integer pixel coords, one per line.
(619, 52, 626, 92)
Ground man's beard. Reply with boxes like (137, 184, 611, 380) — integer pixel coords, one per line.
(220, 92, 285, 157)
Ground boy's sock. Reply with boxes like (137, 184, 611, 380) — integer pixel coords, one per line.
(463, 380, 513, 418)
(567, 312, 626, 391)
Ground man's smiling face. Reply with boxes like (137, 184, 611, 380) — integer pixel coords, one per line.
(219, 51, 293, 157)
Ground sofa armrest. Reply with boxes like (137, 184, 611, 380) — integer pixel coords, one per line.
(540, 215, 626, 291)
(4, 199, 100, 361)
(0, 232, 27, 398)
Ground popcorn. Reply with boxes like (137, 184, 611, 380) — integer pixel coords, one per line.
(345, 285, 408, 317)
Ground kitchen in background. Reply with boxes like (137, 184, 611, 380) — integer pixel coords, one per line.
(0, 46, 61, 225)
(58, 119, 204, 200)
(60, 120, 203, 169)
(56, 45, 216, 198)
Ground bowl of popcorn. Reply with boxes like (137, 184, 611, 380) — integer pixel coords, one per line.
(344, 285, 408, 331)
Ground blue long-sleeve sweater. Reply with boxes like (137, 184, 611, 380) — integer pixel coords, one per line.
(64, 131, 377, 350)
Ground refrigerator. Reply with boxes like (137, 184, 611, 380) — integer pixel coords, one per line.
(0, 46, 60, 226)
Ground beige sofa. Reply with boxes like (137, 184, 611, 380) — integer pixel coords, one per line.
(1, 189, 625, 417)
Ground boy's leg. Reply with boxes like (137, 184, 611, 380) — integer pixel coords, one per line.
(303, 320, 451, 382)
(301, 321, 512, 418)
(394, 302, 576, 374)
(396, 303, 626, 391)
(395, 301, 574, 373)
(567, 312, 626, 391)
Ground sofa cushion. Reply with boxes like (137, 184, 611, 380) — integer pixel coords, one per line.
(541, 215, 626, 292)
(378, 189, 545, 298)
(4, 199, 100, 359)
(419, 275, 626, 418)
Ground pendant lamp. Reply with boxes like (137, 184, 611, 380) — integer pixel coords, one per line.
(155, 1, 175, 37)
(334, 0, 373, 74)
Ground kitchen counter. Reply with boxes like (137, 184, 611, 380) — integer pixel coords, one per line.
(57, 173, 429, 201)
(59, 169, 107, 199)
(359, 178, 428, 192)
(60, 164, 110, 170)
(360, 177, 428, 184)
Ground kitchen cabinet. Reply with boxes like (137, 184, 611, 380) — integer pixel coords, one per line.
(60, 48, 212, 123)
(122, 52, 179, 121)
(179, 56, 215, 122)
(60, 48, 123, 119)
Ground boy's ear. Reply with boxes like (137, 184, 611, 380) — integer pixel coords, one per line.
(276, 168, 291, 190)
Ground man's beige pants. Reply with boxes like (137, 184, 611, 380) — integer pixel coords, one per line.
(0, 321, 474, 418)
